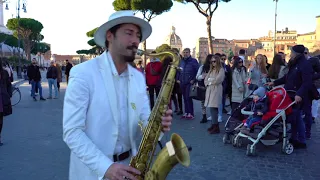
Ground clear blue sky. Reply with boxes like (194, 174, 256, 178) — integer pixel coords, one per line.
(3, 0, 320, 55)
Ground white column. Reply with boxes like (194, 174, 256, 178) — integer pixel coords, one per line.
(0, 1, 4, 26)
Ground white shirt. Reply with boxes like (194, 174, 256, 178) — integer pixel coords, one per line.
(107, 53, 131, 154)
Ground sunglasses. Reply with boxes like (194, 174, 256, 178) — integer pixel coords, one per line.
(211, 61, 216, 63)
(239, 61, 243, 63)
(304, 52, 308, 54)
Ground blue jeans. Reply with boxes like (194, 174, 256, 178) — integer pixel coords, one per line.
(218, 92, 226, 119)
(180, 84, 194, 115)
(245, 116, 262, 128)
(289, 109, 306, 143)
(48, 78, 58, 98)
(31, 81, 43, 98)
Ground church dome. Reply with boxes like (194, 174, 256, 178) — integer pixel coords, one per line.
(165, 26, 182, 46)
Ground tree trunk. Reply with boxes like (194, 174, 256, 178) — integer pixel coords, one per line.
(22, 39, 32, 61)
(142, 40, 147, 68)
(206, 16, 213, 54)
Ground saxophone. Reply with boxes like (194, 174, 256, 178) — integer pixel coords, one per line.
(129, 49, 190, 180)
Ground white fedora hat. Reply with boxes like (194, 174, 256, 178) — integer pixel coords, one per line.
(94, 10, 152, 48)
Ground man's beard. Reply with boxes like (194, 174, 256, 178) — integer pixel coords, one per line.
(123, 45, 138, 62)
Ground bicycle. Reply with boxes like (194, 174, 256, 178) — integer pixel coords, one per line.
(11, 84, 21, 106)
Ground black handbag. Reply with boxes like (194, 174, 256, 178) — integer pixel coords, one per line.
(189, 82, 206, 101)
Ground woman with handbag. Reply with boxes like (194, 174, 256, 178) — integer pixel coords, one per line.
(196, 54, 212, 123)
(0, 59, 13, 146)
(204, 55, 225, 134)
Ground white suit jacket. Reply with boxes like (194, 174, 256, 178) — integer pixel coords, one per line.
(63, 51, 151, 180)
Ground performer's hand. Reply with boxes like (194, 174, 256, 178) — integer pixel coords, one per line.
(104, 163, 140, 180)
(295, 95, 302, 103)
(162, 109, 173, 132)
(257, 112, 263, 116)
(265, 82, 274, 87)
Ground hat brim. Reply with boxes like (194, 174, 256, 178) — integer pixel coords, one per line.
(94, 16, 152, 48)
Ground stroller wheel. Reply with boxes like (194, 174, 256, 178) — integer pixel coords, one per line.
(246, 144, 257, 156)
(282, 143, 294, 155)
(237, 138, 243, 148)
(223, 134, 230, 144)
(232, 135, 237, 147)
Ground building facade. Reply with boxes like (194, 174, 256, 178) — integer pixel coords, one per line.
(195, 37, 235, 62)
(164, 26, 183, 53)
(297, 16, 320, 52)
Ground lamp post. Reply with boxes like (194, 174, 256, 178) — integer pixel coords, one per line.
(273, 0, 278, 55)
(5, 0, 27, 79)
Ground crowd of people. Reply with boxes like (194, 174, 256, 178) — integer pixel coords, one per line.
(138, 45, 319, 149)
(26, 58, 73, 101)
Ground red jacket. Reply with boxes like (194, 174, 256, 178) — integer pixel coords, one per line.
(145, 61, 162, 86)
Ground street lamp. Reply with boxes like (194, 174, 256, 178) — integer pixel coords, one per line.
(5, 0, 27, 79)
(273, 0, 278, 55)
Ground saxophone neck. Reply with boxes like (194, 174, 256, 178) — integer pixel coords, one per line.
(136, 49, 181, 66)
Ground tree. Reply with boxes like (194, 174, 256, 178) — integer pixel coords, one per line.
(6, 18, 44, 60)
(31, 42, 50, 55)
(0, 32, 20, 48)
(175, 0, 231, 54)
(76, 27, 103, 56)
(113, 0, 173, 66)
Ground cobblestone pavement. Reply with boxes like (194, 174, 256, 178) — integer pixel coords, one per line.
(0, 81, 320, 180)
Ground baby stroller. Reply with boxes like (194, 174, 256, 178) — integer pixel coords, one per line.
(222, 84, 259, 144)
(232, 87, 296, 156)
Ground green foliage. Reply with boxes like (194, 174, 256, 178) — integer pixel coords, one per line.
(0, 33, 20, 48)
(77, 28, 102, 56)
(86, 27, 98, 38)
(131, 0, 173, 16)
(6, 18, 44, 60)
(7, 18, 43, 35)
(31, 42, 50, 54)
(76, 49, 91, 55)
(155, 44, 171, 53)
(113, 0, 132, 10)
(227, 50, 234, 61)
(113, 0, 173, 21)
(175, 0, 231, 3)
(7, 56, 29, 66)
(88, 39, 96, 46)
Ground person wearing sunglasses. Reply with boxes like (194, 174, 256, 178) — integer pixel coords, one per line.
(204, 55, 225, 134)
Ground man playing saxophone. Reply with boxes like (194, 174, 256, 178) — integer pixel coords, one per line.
(63, 10, 173, 180)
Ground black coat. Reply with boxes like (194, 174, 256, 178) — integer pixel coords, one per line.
(27, 65, 41, 82)
(46, 66, 58, 79)
(0, 70, 12, 116)
(65, 63, 73, 76)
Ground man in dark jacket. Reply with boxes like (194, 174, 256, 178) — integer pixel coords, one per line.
(65, 59, 73, 84)
(220, 54, 232, 114)
(177, 48, 199, 119)
(27, 59, 46, 101)
(46, 61, 59, 99)
(268, 45, 312, 149)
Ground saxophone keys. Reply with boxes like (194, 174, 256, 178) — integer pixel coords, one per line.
(136, 163, 146, 173)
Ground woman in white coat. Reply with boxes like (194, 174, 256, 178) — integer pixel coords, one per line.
(231, 57, 248, 112)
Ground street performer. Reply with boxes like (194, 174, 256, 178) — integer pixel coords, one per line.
(63, 10, 173, 180)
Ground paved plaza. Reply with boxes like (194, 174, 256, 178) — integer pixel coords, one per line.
(0, 80, 320, 180)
